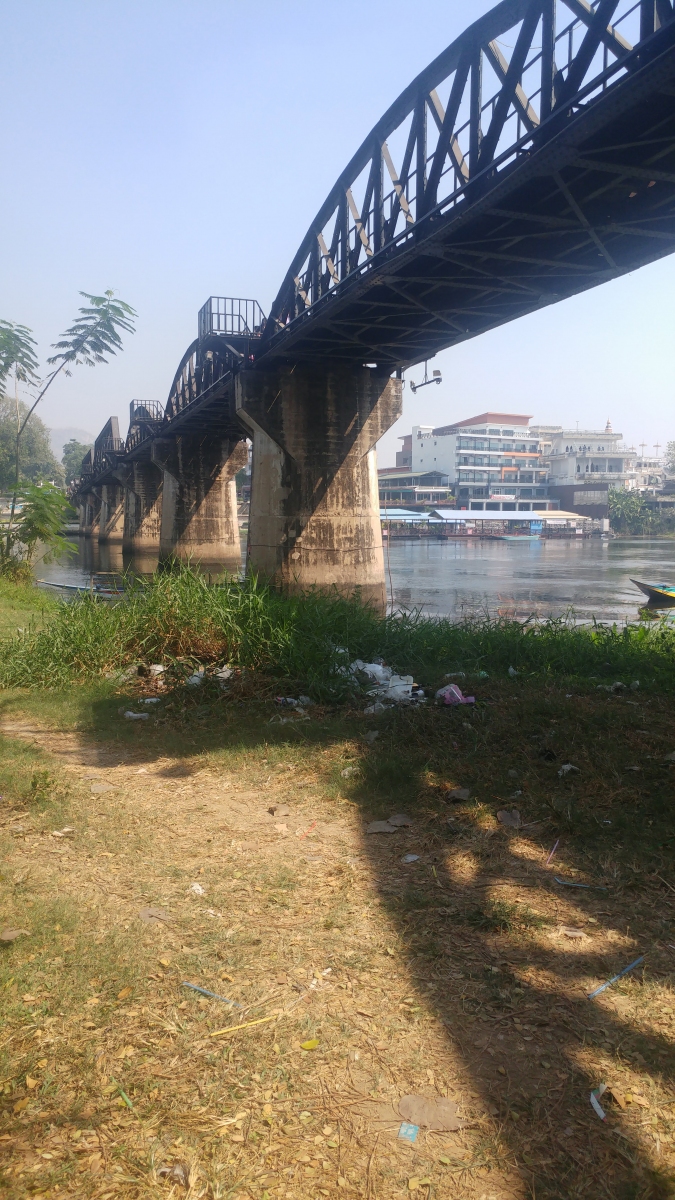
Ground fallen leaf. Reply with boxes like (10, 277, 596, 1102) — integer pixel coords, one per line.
(25, 1077, 39, 1090)
(21, 994, 37, 1003)
(0, 928, 30, 944)
(608, 1086, 626, 1110)
(442, 786, 471, 802)
(560, 926, 588, 939)
(90, 783, 114, 794)
(13, 1099, 29, 1113)
(117, 987, 133, 1000)
(157, 1162, 190, 1187)
(398, 1095, 462, 1131)
(300, 1039, 320, 1050)
(366, 820, 398, 834)
(139, 907, 170, 925)
(497, 809, 521, 828)
(356, 1009, 375, 1018)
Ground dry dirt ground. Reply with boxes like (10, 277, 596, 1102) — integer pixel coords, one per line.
(1, 700, 675, 1200)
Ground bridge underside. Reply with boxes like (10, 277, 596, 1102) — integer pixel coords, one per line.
(260, 39, 675, 369)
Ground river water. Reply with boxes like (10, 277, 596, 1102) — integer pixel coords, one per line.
(36, 535, 675, 624)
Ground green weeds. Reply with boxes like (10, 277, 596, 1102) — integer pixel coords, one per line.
(0, 564, 674, 697)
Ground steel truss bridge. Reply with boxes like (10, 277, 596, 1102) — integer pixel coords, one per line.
(81, 0, 675, 490)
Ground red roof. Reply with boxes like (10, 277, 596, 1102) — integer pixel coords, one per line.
(433, 412, 532, 435)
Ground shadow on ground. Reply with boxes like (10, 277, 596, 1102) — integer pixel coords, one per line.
(3, 675, 675, 1199)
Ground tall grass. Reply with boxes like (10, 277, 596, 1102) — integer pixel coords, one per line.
(1, 564, 674, 696)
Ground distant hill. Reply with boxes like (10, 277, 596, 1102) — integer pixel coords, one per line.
(49, 427, 95, 462)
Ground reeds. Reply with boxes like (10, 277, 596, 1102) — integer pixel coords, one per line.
(1, 563, 674, 695)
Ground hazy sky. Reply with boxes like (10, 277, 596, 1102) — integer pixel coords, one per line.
(3, 1, 673, 465)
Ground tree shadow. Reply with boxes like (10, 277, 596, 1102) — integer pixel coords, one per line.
(6, 678, 674, 1199)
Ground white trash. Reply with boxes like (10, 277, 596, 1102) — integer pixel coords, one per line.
(364, 700, 386, 716)
(508, 666, 518, 677)
(124, 711, 149, 721)
(187, 669, 205, 687)
(350, 659, 393, 685)
(188, 882, 206, 895)
(140, 698, 161, 706)
(149, 664, 166, 677)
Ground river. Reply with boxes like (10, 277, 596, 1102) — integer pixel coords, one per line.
(35, 534, 675, 624)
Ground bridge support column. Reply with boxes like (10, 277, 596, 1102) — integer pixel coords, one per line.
(98, 483, 125, 544)
(80, 489, 101, 539)
(153, 435, 246, 571)
(236, 363, 401, 610)
(115, 461, 163, 565)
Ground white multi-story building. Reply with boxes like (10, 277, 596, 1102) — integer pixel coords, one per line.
(410, 411, 552, 508)
(531, 420, 636, 517)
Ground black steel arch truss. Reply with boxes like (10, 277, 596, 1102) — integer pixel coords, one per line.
(261, 0, 675, 363)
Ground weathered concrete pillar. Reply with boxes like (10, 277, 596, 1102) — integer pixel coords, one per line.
(235, 363, 402, 610)
(80, 489, 101, 539)
(114, 461, 163, 558)
(152, 435, 246, 571)
(98, 483, 125, 544)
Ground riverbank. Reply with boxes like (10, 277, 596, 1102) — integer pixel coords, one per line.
(1, 575, 675, 1198)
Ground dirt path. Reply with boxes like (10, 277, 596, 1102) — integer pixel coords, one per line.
(1, 714, 675, 1199)
(0, 721, 522, 1200)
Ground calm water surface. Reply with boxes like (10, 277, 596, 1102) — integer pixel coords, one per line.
(37, 535, 675, 623)
(385, 536, 675, 622)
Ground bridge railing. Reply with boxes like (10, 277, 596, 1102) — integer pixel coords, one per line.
(198, 297, 266, 341)
(125, 401, 165, 453)
(263, 0, 672, 342)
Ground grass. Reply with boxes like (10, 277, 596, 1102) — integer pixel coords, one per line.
(0, 563, 675, 696)
(0, 577, 56, 640)
(1, 572, 675, 1197)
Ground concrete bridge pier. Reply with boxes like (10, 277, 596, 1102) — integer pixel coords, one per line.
(152, 434, 246, 571)
(235, 363, 402, 610)
(98, 483, 125, 544)
(79, 489, 101, 539)
(114, 461, 163, 570)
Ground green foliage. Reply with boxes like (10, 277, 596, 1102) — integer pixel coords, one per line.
(0, 320, 39, 397)
(608, 487, 675, 535)
(665, 441, 675, 474)
(1, 291, 136, 529)
(61, 438, 93, 484)
(1, 483, 74, 573)
(47, 291, 136, 374)
(1, 563, 674, 693)
(0, 397, 63, 490)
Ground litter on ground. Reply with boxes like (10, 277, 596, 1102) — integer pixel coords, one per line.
(554, 877, 607, 891)
(124, 711, 149, 721)
(435, 683, 475, 706)
(558, 763, 580, 776)
(181, 982, 241, 1007)
(590, 1084, 607, 1120)
(546, 838, 560, 864)
(398, 1122, 419, 1144)
(587, 956, 645, 999)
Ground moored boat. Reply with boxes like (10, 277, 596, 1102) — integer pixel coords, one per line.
(631, 579, 675, 605)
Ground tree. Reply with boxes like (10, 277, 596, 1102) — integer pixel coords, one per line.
(608, 488, 649, 533)
(0, 483, 74, 579)
(62, 438, 93, 485)
(2, 290, 136, 556)
(665, 441, 675, 474)
(0, 398, 63, 490)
